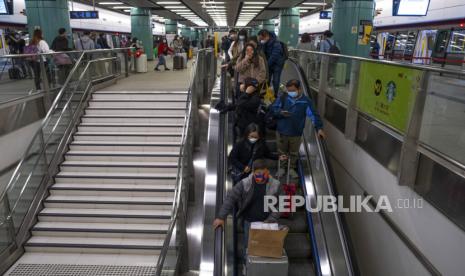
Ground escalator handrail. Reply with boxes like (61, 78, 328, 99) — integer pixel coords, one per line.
(155, 49, 214, 275)
(287, 57, 356, 276)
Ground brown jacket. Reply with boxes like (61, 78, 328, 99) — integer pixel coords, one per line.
(235, 55, 267, 84)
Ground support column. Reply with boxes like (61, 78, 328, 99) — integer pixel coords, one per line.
(181, 27, 192, 40)
(165, 19, 178, 35)
(332, 0, 375, 57)
(25, 0, 71, 45)
(251, 25, 261, 37)
(278, 8, 299, 47)
(131, 8, 153, 60)
(262, 20, 275, 32)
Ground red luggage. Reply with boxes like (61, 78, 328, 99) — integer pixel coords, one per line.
(279, 157, 297, 218)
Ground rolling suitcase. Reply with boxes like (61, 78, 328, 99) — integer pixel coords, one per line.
(246, 249, 288, 276)
(173, 55, 184, 70)
(181, 52, 188, 68)
(9, 67, 22, 80)
(279, 157, 297, 218)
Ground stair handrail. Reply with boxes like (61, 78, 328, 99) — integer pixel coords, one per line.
(155, 48, 214, 275)
(0, 49, 129, 235)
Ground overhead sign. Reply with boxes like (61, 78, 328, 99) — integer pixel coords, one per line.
(393, 0, 430, 16)
(70, 11, 99, 19)
(0, 0, 8, 15)
(319, 11, 332, 19)
(356, 62, 423, 133)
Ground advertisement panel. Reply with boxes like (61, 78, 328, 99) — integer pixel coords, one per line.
(357, 62, 423, 133)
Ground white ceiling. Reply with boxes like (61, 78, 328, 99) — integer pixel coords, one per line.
(82, 0, 331, 28)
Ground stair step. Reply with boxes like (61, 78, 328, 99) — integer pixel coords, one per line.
(78, 123, 184, 133)
(32, 221, 169, 234)
(60, 160, 179, 173)
(81, 115, 185, 124)
(25, 236, 164, 251)
(88, 100, 187, 108)
(51, 183, 176, 192)
(39, 207, 171, 221)
(73, 131, 182, 142)
(92, 94, 188, 100)
(44, 195, 173, 207)
(69, 141, 182, 152)
(65, 150, 180, 162)
(55, 171, 177, 185)
(85, 107, 187, 116)
(93, 91, 188, 94)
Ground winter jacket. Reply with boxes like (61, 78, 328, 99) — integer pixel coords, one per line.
(234, 91, 262, 131)
(229, 139, 277, 171)
(271, 93, 323, 136)
(260, 32, 285, 72)
(51, 36, 71, 52)
(235, 54, 267, 84)
(217, 174, 281, 222)
(172, 39, 183, 53)
(157, 43, 173, 57)
(75, 36, 95, 51)
(228, 40, 244, 66)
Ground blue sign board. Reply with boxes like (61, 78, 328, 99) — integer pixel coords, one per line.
(319, 11, 332, 19)
(70, 11, 99, 19)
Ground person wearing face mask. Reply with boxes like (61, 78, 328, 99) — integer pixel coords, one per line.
(235, 43, 267, 94)
(213, 159, 281, 256)
(271, 79, 326, 178)
(257, 29, 286, 96)
(223, 30, 236, 61)
(227, 29, 248, 70)
(154, 37, 173, 71)
(229, 123, 278, 183)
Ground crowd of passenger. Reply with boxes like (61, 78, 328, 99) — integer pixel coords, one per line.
(213, 29, 326, 268)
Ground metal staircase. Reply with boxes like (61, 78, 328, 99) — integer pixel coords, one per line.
(6, 90, 188, 274)
(1, 49, 216, 275)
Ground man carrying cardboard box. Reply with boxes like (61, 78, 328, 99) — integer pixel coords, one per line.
(213, 159, 282, 254)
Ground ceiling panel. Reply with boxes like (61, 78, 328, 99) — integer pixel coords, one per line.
(269, 0, 302, 8)
(122, 0, 159, 8)
(254, 9, 279, 20)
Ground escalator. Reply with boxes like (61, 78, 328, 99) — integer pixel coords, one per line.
(202, 58, 356, 276)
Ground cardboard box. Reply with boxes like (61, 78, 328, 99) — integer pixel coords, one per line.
(248, 225, 289, 258)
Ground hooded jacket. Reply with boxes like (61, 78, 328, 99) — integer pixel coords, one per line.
(260, 32, 285, 71)
(217, 174, 281, 222)
(271, 93, 323, 136)
(75, 35, 95, 51)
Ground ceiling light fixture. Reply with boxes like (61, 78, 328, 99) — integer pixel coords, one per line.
(241, 6, 265, 9)
(99, 2, 122, 5)
(156, 1, 181, 4)
(302, 2, 327, 5)
(243, 1, 268, 4)
(164, 5, 186, 8)
(112, 6, 131, 9)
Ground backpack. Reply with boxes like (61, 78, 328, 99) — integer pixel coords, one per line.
(279, 41, 289, 60)
(24, 44, 39, 61)
(326, 39, 340, 54)
(261, 92, 288, 130)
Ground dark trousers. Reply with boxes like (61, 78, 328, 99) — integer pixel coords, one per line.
(269, 67, 283, 96)
(30, 61, 50, 90)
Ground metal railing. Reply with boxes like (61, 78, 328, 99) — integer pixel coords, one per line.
(289, 49, 465, 186)
(154, 48, 217, 276)
(0, 48, 127, 274)
(0, 48, 130, 106)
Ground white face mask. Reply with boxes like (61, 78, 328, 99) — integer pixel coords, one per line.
(260, 40, 266, 44)
(248, 138, 258, 144)
(239, 35, 245, 40)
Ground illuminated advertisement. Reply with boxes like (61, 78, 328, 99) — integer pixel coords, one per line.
(393, 0, 430, 16)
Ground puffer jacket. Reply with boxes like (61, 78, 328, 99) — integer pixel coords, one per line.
(260, 32, 285, 71)
(235, 54, 267, 84)
(229, 139, 277, 171)
(217, 174, 281, 222)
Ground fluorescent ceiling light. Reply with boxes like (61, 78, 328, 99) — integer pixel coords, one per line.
(123, 9, 131, 12)
(156, 1, 181, 4)
(243, 1, 268, 4)
(99, 2, 122, 5)
(112, 6, 131, 9)
(302, 2, 327, 5)
(200, 1, 225, 3)
(171, 9, 190, 11)
(242, 6, 264, 9)
(164, 5, 186, 8)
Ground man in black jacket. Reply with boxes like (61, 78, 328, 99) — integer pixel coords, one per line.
(51, 28, 71, 51)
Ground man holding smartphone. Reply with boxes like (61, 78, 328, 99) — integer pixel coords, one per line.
(271, 79, 325, 178)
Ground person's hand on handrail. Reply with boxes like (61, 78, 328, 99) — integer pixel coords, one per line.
(213, 218, 225, 229)
(317, 129, 326, 139)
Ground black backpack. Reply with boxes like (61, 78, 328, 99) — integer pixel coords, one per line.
(326, 39, 341, 54)
(261, 93, 288, 130)
(279, 41, 289, 60)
